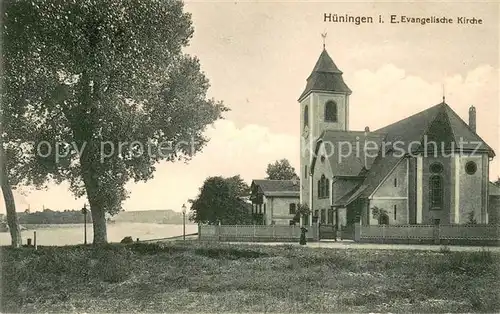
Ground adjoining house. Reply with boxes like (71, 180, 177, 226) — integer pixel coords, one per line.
(488, 182, 500, 224)
(250, 179, 300, 225)
(298, 47, 498, 229)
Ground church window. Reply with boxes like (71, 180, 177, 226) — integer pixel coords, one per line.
(289, 203, 296, 215)
(430, 162, 443, 174)
(430, 175, 443, 209)
(304, 105, 309, 128)
(393, 205, 397, 220)
(394, 178, 397, 187)
(325, 101, 338, 122)
(318, 175, 329, 198)
(465, 161, 477, 175)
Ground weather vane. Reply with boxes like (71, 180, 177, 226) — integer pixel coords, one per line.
(321, 31, 327, 49)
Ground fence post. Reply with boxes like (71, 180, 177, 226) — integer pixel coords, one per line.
(354, 222, 361, 242)
(433, 223, 440, 245)
(253, 225, 256, 242)
(382, 225, 386, 243)
(273, 224, 276, 240)
(197, 223, 201, 241)
(34, 231, 37, 250)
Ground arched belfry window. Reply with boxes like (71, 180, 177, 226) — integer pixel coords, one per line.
(304, 105, 309, 128)
(430, 175, 443, 210)
(325, 101, 337, 122)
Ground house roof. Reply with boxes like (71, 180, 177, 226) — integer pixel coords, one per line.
(490, 182, 500, 196)
(251, 179, 300, 197)
(298, 49, 352, 101)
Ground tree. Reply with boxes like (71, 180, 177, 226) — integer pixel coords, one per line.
(189, 176, 252, 225)
(494, 177, 500, 186)
(2, 0, 227, 244)
(292, 203, 311, 225)
(266, 159, 297, 180)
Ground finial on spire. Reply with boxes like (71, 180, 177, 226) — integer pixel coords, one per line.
(442, 83, 446, 103)
(321, 31, 327, 49)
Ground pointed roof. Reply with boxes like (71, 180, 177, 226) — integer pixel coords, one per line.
(298, 49, 352, 101)
(375, 102, 494, 156)
(331, 102, 495, 204)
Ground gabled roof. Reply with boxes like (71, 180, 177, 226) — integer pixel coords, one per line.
(334, 102, 495, 205)
(251, 179, 300, 197)
(298, 49, 352, 101)
(490, 182, 500, 196)
(312, 130, 386, 177)
(376, 102, 494, 156)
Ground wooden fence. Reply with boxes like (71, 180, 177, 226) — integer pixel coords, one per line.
(198, 224, 319, 242)
(355, 223, 500, 245)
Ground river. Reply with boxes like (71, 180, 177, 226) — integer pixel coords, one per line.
(0, 223, 199, 246)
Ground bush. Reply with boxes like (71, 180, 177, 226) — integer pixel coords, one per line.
(120, 236, 134, 244)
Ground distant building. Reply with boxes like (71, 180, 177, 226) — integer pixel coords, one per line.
(250, 179, 300, 225)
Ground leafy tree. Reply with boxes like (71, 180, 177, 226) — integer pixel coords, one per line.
(494, 177, 500, 186)
(189, 176, 252, 225)
(266, 159, 297, 180)
(226, 175, 250, 196)
(292, 203, 311, 225)
(2, 0, 227, 244)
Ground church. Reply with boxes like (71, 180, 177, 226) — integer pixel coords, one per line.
(298, 46, 498, 229)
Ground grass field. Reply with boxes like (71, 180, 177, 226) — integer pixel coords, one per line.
(1, 242, 499, 312)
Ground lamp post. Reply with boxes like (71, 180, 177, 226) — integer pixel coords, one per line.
(181, 204, 187, 241)
(81, 204, 88, 245)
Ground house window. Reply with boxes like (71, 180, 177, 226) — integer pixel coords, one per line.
(465, 161, 477, 175)
(304, 105, 309, 128)
(325, 101, 337, 122)
(321, 209, 326, 224)
(430, 175, 443, 209)
(394, 178, 397, 187)
(289, 203, 296, 215)
(393, 205, 397, 220)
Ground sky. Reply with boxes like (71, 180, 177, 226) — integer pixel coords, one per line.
(2, 0, 499, 214)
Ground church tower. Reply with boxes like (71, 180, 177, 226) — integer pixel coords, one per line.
(298, 44, 352, 214)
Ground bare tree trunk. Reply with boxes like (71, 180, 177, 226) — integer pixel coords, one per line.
(90, 201, 107, 244)
(0, 144, 22, 247)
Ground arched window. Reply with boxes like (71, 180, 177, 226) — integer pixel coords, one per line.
(430, 175, 443, 209)
(325, 179, 330, 198)
(304, 105, 309, 128)
(318, 175, 328, 198)
(325, 101, 337, 122)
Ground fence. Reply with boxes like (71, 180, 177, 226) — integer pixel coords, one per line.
(198, 224, 319, 242)
(355, 223, 500, 245)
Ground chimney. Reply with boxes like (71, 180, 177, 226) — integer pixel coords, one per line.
(469, 105, 476, 133)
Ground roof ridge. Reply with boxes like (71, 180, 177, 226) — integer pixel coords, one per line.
(443, 103, 495, 155)
(416, 103, 446, 152)
(375, 102, 443, 133)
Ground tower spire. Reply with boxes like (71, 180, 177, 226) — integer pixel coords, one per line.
(321, 31, 327, 49)
(442, 83, 445, 103)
